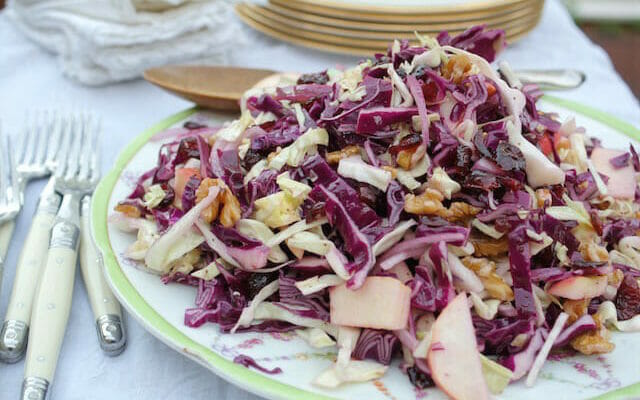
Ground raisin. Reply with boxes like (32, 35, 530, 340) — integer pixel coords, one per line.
(389, 133, 422, 155)
(183, 121, 206, 130)
(157, 182, 175, 209)
(615, 274, 640, 320)
(175, 136, 200, 164)
(495, 142, 525, 172)
(241, 148, 263, 170)
(407, 366, 435, 389)
(296, 71, 329, 85)
(247, 272, 279, 299)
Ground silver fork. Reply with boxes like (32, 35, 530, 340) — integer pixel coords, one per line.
(0, 127, 21, 289)
(0, 112, 65, 363)
(21, 113, 100, 400)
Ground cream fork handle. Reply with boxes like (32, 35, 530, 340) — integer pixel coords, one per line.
(22, 199, 79, 400)
(79, 196, 125, 355)
(0, 220, 15, 285)
(0, 182, 60, 363)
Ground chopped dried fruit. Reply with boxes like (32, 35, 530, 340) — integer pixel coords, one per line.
(615, 273, 640, 321)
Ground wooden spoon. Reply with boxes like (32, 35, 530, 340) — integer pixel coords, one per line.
(143, 65, 280, 111)
(144, 65, 585, 112)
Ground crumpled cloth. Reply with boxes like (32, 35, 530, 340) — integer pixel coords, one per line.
(5, 0, 245, 85)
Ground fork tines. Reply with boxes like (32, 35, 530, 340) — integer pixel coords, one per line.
(0, 122, 20, 222)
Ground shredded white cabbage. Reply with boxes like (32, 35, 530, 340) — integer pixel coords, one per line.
(295, 274, 344, 296)
(254, 302, 338, 337)
(313, 360, 387, 388)
(269, 127, 329, 170)
(426, 167, 460, 199)
(232, 280, 280, 333)
(143, 184, 166, 209)
(277, 171, 312, 201)
(618, 236, 640, 268)
(472, 219, 504, 239)
(243, 159, 267, 185)
(526, 312, 569, 387)
(470, 292, 500, 320)
(337, 155, 392, 191)
(387, 64, 414, 107)
(287, 231, 333, 256)
(190, 261, 220, 281)
(254, 191, 302, 228)
(266, 218, 328, 247)
(373, 220, 417, 256)
(295, 328, 336, 348)
(236, 218, 288, 264)
(597, 301, 640, 332)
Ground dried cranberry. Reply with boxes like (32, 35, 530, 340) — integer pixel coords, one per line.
(464, 170, 501, 191)
(302, 199, 326, 222)
(495, 142, 525, 172)
(241, 148, 264, 170)
(389, 133, 422, 155)
(175, 137, 200, 164)
(589, 209, 604, 236)
(296, 71, 329, 85)
(156, 182, 175, 209)
(407, 366, 435, 389)
(183, 121, 206, 130)
(247, 272, 279, 299)
(615, 274, 640, 320)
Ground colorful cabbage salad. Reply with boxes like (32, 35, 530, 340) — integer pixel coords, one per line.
(111, 25, 640, 397)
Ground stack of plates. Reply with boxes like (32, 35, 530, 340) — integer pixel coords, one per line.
(236, 0, 544, 56)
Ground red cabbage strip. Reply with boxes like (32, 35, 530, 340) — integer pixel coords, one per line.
(411, 266, 437, 311)
(500, 328, 545, 380)
(299, 155, 382, 233)
(429, 241, 456, 310)
(553, 314, 597, 348)
(386, 180, 405, 225)
(312, 185, 375, 289)
(352, 329, 399, 365)
(406, 75, 430, 142)
(508, 224, 537, 317)
(609, 151, 631, 169)
(233, 354, 282, 374)
(630, 144, 640, 172)
(321, 80, 381, 122)
(356, 107, 419, 134)
(378, 232, 467, 270)
(195, 134, 212, 178)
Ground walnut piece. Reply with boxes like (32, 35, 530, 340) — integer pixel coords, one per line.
(195, 178, 241, 227)
(563, 299, 589, 324)
(580, 241, 609, 263)
(570, 315, 614, 355)
(445, 202, 481, 223)
(404, 188, 446, 216)
(470, 235, 509, 257)
(115, 203, 141, 218)
(441, 54, 473, 84)
(326, 145, 360, 164)
(462, 256, 514, 301)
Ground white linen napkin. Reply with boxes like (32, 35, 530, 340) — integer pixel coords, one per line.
(5, 0, 246, 85)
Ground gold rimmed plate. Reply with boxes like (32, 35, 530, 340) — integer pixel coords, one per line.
(268, 0, 540, 23)
(262, 0, 543, 33)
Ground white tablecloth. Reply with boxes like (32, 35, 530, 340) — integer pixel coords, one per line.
(0, 1, 639, 399)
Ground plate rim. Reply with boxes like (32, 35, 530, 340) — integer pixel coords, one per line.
(268, 0, 534, 16)
(238, 2, 543, 41)
(92, 97, 640, 400)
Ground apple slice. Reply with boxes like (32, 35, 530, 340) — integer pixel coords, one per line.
(330, 277, 411, 330)
(548, 275, 608, 300)
(174, 167, 201, 200)
(428, 293, 489, 400)
(590, 147, 636, 199)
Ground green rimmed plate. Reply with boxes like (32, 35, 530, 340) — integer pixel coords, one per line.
(92, 97, 640, 400)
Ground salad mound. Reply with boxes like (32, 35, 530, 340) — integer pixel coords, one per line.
(112, 25, 640, 396)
